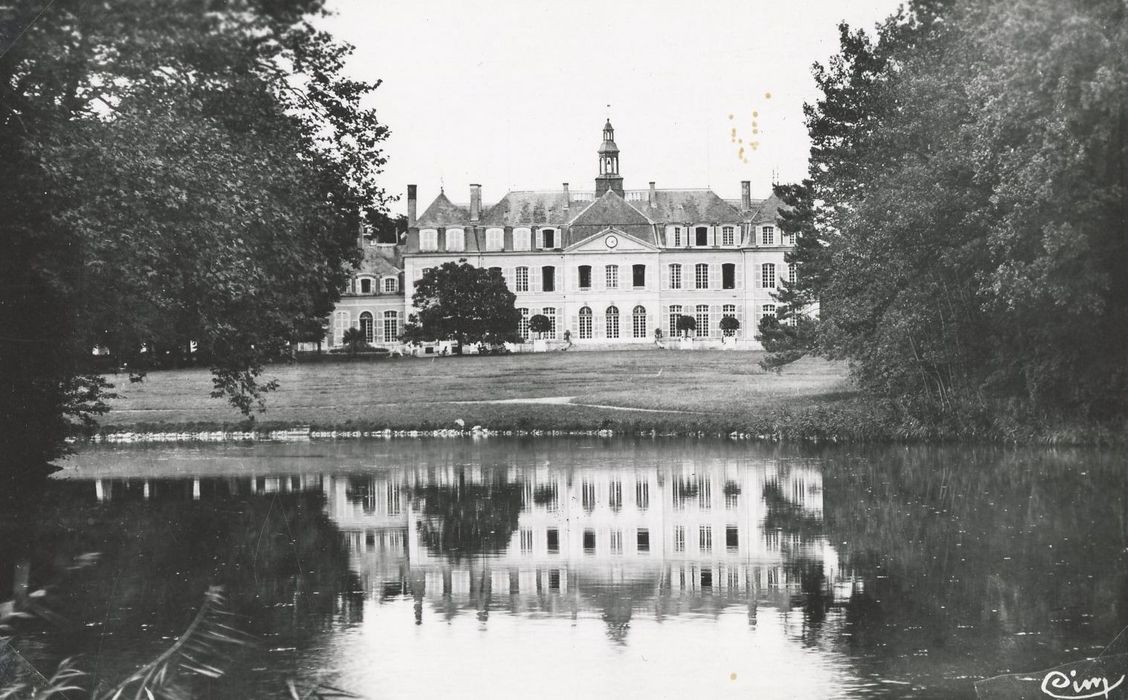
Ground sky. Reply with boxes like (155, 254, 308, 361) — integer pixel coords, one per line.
(319, 0, 904, 215)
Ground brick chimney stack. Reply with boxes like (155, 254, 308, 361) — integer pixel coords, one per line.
(648, 181, 657, 207)
(470, 183, 481, 222)
(407, 184, 417, 228)
(741, 180, 752, 211)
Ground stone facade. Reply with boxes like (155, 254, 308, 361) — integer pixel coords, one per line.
(325, 120, 795, 351)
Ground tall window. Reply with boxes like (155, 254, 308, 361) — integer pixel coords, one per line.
(486, 228, 504, 251)
(671, 226, 683, 247)
(722, 263, 736, 289)
(605, 264, 619, 289)
(578, 265, 592, 289)
(518, 308, 530, 340)
(359, 278, 372, 294)
(606, 305, 620, 339)
(632, 305, 647, 338)
(788, 263, 796, 284)
(445, 228, 465, 251)
(636, 481, 649, 510)
(542, 266, 556, 292)
(383, 277, 397, 293)
(542, 308, 556, 338)
(637, 528, 650, 553)
(541, 228, 556, 249)
(762, 304, 776, 319)
(515, 266, 529, 292)
(520, 529, 533, 554)
(514, 228, 532, 251)
(695, 304, 709, 337)
(668, 305, 682, 336)
(583, 529, 596, 553)
(782, 231, 794, 247)
(582, 481, 596, 512)
(699, 526, 713, 552)
(695, 226, 709, 246)
(578, 306, 593, 339)
(726, 526, 739, 551)
(383, 311, 399, 342)
(609, 481, 622, 512)
(722, 304, 738, 336)
(695, 263, 709, 289)
(632, 264, 646, 288)
(359, 311, 374, 343)
(610, 530, 623, 555)
(761, 225, 775, 246)
(669, 263, 682, 289)
(721, 226, 735, 246)
(420, 229, 438, 251)
(674, 526, 686, 553)
(761, 263, 776, 288)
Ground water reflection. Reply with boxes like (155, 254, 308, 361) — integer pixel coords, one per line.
(5, 440, 1125, 699)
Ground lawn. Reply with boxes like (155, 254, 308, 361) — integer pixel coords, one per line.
(98, 349, 854, 435)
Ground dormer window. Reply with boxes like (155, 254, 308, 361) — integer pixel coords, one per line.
(359, 278, 372, 294)
(781, 230, 794, 246)
(514, 228, 532, 251)
(694, 226, 709, 247)
(445, 228, 465, 252)
(666, 225, 683, 247)
(539, 228, 557, 249)
(486, 228, 504, 251)
(761, 225, 775, 246)
(383, 277, 397, 293)
(721, 226, 735, 246)
(420, 229, 438, 251)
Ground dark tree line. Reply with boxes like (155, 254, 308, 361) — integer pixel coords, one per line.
(759, 0, 1127, 431)
(0, 0, 390, 482)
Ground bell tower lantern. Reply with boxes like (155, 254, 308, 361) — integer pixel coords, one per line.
(595, 119, 624, 197)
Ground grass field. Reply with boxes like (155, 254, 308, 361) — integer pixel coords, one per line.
(98, 349, 857, 435)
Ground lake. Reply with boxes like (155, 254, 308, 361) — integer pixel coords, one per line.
(1, 439, 1125, 698)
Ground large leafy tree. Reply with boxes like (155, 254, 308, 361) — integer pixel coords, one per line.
(0, 0, 389, 482)
(401, 261, 521, 353)
(759, 0, 1127, 426)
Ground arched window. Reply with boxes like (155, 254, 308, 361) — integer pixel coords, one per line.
(606, 305, 620, 339)
(445, 228, 465, 252)
(579, 306, 593, 339)
(359, 277, 372, 294)
(695, 304, 710, 337)
(359, 312, 374, 344)
(761, 263, 777, 288)
(539, 228, 557, 249)
(632, 305, 647, 338)
(383, 310, 399, 343)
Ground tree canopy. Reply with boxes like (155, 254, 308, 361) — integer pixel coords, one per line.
(401, 262, 521, 352)
(0, 0, 389, 482)
(758, 0, 1127, 427)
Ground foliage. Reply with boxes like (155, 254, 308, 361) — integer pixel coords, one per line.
(675, 315, 696, 338)
(719, 315, 740, 335)
(411, 473, 525, 559)
(340, 328, 367, 356)
(761, 0, 1128, 423)
(0, 0, 389, 482)
(528, 314, 551, 338)
(400, 262, 520, 353)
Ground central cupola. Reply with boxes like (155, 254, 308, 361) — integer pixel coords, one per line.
(595, 119, 624, 198)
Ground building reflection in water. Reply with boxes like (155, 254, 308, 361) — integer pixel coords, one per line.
(86, 456, 860, 640)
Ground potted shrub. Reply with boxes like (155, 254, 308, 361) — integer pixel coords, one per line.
(675, 315, 696, 349)
(720, 315, 740, 345)
(529, 314, 551, 352)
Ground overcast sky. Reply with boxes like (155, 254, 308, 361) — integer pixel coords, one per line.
(320, 0, 904, 214)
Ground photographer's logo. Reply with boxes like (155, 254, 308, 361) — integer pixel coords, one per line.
(1041, 669, 1125, 700)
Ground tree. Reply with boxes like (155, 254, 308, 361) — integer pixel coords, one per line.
(0, 0, 390, 483)
(761, 0, 1128, 424)
(401, 261, 521, 354)
(341, 328, 367, 356)
(675, 315, 696, 338)
(719, 315, 741, 336)
(528, 314, 551, 340)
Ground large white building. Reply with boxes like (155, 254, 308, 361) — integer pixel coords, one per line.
(329, 120, 794, 350)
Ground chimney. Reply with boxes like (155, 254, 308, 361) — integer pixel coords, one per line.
(356, 214, 365, 250)
(562, 182, 570, 204)
(407, 184, 417, 228)
(741, 180, 752, 211)
(470, 183, 481, 222)
(648, 181, 657, 207)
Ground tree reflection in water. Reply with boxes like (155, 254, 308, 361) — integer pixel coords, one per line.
(410, 468, 525, 560)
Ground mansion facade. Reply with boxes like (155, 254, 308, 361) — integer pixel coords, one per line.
(326, 120, 794, 351)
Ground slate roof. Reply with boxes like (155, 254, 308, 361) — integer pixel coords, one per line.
(415, 192, 470, 228)
(566, 189, 657, 246)
(746, 193, 785, 224)
(630, 190, 744, 224)
(356, 243, 401, 276)
(480, 191, 574, 227)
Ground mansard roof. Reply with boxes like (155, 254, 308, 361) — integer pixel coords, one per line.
(746, 192, 785, 224)
(631, 190, 744, 225)
(480, 191, 573, 227)
(415, 192, 469, 228)
(355, 243, 401, 276)
(566, 189, 657, 246)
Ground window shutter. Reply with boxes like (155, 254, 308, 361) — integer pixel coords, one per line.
(505, 267, 514, 290)
(556, 266, 562, 293)
(735, 263, 744, 289)
(532, 268, 541, 293)
(535, 229, 544, 250)
(661, 264, 669, 290)
(711, 305, 722, 337)
(711, 263, 720, 290)
(594, 311, 604, 339)
(753, 263, 761, 289)
(570, 314, 577, 336)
